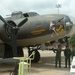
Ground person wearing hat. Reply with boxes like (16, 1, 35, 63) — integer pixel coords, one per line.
(55, 44, 62, 68)
(64, 46, 71, 68)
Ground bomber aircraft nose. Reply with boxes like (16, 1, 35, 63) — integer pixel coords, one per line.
(47, 14, 73, 34)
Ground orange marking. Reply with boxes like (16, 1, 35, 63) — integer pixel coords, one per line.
(31, 29, 45, 35)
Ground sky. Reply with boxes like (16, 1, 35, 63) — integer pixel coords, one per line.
(0, 0, 75, 18)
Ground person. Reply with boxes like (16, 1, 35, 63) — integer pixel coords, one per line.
(71, 45, 75, 59)
(49, 22, 57, 34)
(55, 44, 62, 68)
(64, 46, 71, 68)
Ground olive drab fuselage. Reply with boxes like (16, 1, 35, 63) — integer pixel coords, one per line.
(0, 12, 73, 46)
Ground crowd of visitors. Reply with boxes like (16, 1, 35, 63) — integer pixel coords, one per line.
(54, 44, 75, 68)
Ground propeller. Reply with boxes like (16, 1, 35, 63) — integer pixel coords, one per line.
(18, 18, 28, 27)
(0, 15, 10, 26)
(0, 15, 28, 57)
(0, 15, 28, 36)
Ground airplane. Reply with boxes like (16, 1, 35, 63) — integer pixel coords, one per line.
(0, 11, 73, 62)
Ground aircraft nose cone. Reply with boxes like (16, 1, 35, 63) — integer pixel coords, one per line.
(65, 21, 73, 32)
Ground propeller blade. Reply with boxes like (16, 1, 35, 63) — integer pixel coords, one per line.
(18, 18, 28, 27)
(0, 15, 8, 25)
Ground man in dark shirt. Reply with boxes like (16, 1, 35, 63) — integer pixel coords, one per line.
(64, 46, 71, 68)
(55, 44, 61, 68)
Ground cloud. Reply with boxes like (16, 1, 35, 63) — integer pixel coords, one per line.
(0, 0, 75, 18)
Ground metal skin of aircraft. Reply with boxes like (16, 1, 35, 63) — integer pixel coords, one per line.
(0, 11, 73, 62)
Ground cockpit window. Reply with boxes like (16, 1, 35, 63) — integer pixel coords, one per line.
(23, 12, 39, 17)
(64, 16, 73, 26)
(64, 16, 71, 22)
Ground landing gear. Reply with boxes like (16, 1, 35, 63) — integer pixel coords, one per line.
(28, 47, 40, 63)
(31, 50, 40, 63)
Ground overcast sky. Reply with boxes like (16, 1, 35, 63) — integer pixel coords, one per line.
(0, 0, 75, 18)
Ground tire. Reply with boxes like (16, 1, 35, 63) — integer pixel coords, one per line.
(30, 50, 40, 63)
